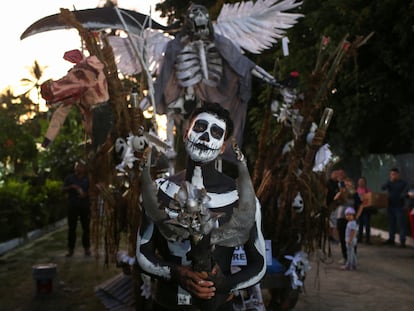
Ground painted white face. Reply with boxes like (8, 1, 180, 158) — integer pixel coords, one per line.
(185, 112, 226, 163)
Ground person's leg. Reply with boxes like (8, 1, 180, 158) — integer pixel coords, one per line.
(350, 244, 357, 269)
(79, 207, 91, 254)
(337, 218, 347, 260)
(358, 212, 365, 242)
(365, 210, 372, 243)
(395, 207, 406, 246)
(67, 206, 78, 256)
(408, 209, 414, 240)
(387, 207, 396, 243)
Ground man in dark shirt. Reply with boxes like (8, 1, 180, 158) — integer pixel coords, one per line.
(381, 167, 408, 247)
(62, 160, 91, 257)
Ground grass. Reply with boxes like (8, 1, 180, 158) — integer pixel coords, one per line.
(0, 225, 125, 311)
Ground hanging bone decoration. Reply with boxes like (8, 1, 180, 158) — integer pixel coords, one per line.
(40, 49, 112, 149)
(164, 180, 224, 244)
(115, 134, 139, 172)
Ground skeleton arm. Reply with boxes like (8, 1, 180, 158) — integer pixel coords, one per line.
(251, 65, 284, 88)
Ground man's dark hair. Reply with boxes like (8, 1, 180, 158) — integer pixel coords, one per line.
(390, 167, 400, 173)
(189, 102, 234, 139)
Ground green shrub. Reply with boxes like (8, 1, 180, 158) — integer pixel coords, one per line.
(0, 179, 31, 241)
(0, 178, 66, 242)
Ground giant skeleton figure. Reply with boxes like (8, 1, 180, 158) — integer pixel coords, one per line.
(149, 4, 255, 160)
(137, 1, 303, 159)
(137, 103, 266, 311)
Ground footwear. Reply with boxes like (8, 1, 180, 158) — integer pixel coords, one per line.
(340, 265, 350, 271)
(84, 248, 92, 256)
(338, 258, 346, 265)
(400, 241, 406, 248)
(66, 249, 74, 257)
(383, 239, 395, 246)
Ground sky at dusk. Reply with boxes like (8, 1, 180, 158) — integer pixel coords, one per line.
(0, 0, 165, 96)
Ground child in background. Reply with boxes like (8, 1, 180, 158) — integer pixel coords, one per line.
(342, 207, 358, 271)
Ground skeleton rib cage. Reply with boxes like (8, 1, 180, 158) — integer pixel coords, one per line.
(175, 40, 223, 88)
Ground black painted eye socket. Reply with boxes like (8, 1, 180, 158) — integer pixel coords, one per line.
(193, 120, 208, 133)
(210, 125, 224, 139)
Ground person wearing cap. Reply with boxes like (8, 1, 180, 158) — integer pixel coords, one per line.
(342, 207, 358, 271)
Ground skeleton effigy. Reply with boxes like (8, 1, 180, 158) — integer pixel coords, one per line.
(109, 0, 303, 161)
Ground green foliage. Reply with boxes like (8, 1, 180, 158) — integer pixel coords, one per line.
(0, 178, 66, 242)
(247, 0, 414, 159)
(37, 108, 87, 179)
(294, 0, 414, 156)
(0, 179, 31, 241)
(0, 92, 38, 176)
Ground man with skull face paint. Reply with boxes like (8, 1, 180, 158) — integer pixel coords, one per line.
(136, 103, 266, 311)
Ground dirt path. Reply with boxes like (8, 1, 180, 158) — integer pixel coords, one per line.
(1, 226, 413, 310)
(294, 237, 414, 311)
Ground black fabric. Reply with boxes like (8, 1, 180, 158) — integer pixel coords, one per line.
(138, 159, 264, 310)
(63, 173, 90, 250)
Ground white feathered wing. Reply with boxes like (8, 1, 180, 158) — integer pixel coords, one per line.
(108, 29, 172, 76)
(108, 0, 303, 76)
(213, 0, 303, 54)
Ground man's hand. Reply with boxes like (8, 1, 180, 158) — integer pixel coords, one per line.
(174, 266, 216, 299)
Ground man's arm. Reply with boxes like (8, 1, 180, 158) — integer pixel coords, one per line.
(212, 199, 266, 293)
(136, 214, 216, 300)
(136, 214, 174, 280)
(231, 199, 266, 291)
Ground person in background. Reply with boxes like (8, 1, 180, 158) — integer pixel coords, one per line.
(356, 177, 372, 244)
(334, 175, 361, 265)
(62, 160, 91, 257)
(381, 167, 408, 248)
(341, 207, 358, 271)
(332, 169, 347, 264)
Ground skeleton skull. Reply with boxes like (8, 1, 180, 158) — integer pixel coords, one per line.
(185, 4, 213, 40)
(292, 192, 304, 213)
(185, 112, 226, 163)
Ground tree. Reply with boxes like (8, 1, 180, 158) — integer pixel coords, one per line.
(285, 0, 414, 156)
(20, 60, 47, 112)
(0, 90, 38, 177)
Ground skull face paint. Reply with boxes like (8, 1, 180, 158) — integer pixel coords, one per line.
(185, 112, 226, 163)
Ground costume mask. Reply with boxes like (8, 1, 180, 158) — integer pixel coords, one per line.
(185, 112, 226, 163)
(184, 4, 214, 40)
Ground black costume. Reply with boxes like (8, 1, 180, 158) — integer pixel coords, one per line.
(63, 172, 90, 253)
(137, 160, 266, 311)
